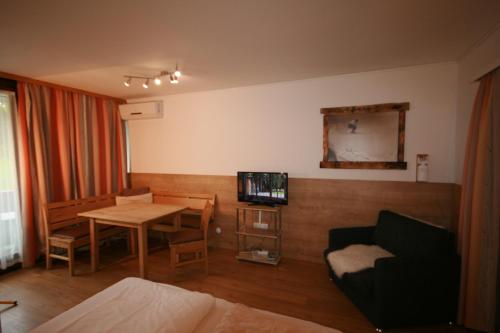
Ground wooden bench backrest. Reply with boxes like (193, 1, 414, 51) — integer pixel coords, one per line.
(45, 193, 117, 234)
(152, 191, 216, 219)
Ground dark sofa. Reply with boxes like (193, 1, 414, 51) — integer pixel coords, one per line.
(324, 210, 460, 330)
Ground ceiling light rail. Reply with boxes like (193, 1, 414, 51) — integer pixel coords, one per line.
(123, 65, 182, 88)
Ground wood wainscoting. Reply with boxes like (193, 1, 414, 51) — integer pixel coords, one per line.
(132, 173, 460, 264)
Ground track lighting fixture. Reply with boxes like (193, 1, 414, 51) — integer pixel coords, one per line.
(170, 74, 178, 84)
(123, 65, 182, 89)
(174, 64, 181, 78)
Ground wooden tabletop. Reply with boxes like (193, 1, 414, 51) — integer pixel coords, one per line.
(78, 203, 187, 225)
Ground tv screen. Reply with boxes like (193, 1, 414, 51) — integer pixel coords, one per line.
(237, 172, 288, 206)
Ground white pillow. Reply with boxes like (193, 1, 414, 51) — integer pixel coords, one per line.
(116, 192, 153, 206)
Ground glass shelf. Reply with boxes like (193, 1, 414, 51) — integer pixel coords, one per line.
(235, 205, 282, 266)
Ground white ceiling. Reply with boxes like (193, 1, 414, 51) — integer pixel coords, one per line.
(1, 0, 499, 99)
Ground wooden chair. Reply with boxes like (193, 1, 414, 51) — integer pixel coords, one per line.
(152, 191, 215, 229)
(167, 201, 212, 274)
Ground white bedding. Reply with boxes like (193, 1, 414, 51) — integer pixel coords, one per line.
(30, 278, 214, 333)
(31, 277, 341, 333)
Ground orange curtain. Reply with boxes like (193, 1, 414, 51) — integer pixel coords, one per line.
(458, 68, 500, 332)
(15, 82, 127, 267)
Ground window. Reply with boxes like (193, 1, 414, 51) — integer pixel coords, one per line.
(0, 91, 23, 269)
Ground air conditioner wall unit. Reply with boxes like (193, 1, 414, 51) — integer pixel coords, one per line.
(119, 101, 163, 120)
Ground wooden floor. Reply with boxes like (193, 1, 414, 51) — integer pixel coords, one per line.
(0, 240, 470, 333)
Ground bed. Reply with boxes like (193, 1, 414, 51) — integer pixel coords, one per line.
(30, 277, 341, 333)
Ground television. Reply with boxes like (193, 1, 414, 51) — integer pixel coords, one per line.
(237, 172, 288, 206)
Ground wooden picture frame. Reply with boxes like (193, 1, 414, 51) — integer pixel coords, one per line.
(320, 102, 409, 169)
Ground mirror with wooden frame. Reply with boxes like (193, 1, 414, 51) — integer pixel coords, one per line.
(320, 102, 409, 169)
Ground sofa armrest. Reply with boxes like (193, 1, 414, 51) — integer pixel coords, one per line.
(327, 226, 375, 251)
(373, 256, 457, 317)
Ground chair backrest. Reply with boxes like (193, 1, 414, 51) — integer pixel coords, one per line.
(152, 190, 216, 219)
(45, 193, 116, 236)
(200, 201, 213, 240)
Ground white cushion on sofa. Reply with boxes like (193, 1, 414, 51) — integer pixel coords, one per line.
(327, 244, 395, 278)
(116, 192, 153, 206)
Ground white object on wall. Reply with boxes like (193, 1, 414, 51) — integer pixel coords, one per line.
(119, 101, 163, 120)
(416, 154, 429, 182)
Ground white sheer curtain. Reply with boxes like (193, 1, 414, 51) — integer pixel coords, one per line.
(0, 91, 23, 269)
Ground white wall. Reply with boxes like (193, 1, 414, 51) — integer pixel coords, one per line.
(128, 62, 458, 183)
(455, 26, 500, 183)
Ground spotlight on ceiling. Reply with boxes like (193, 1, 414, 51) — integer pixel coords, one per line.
(124, 77, 132, 87)
(174, 64, 181, 78)
(170, 74, 179, 84)
(154, 77, 162, 86)
(142, 79, 149, 89)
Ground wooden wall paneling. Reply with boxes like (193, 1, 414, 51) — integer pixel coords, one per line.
(132, 173, 458, 263)
(451, 183, 461, 234)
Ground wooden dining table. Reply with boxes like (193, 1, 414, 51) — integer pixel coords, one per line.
(78, 203, 187, 279)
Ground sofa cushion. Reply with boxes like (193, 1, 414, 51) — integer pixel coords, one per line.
(52, 223, 113, 240)
(167, 229, 204, 245)
(326, 244, 394, 278)
(374, 210, 451, 258)
(52, 224, 89, 240)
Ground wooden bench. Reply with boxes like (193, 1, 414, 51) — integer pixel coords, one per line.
(149, 191, 216, 233)
(45, 193, 130, 275)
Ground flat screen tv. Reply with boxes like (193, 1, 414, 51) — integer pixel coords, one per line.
(237, 172, 288, 206)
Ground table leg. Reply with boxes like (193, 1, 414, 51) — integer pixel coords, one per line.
(173, 213, 181, 231)
(128, 228, 137, 255)
(137, 224, 148, 278)
(90, 218, 99, 272)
